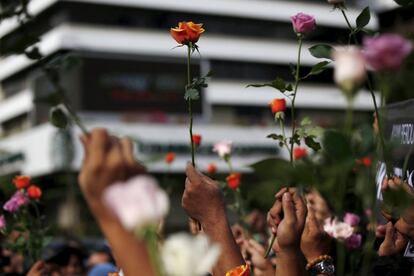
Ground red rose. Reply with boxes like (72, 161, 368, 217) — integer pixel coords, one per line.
(207, 163, 217, 174)
(356, 157, 372, 167)
(27, 185, 42, 200)
(13, 175, 31, 190)
(293, 147, 307, 160)
(226, 173, 242, 190)
(165, 152, 176, 164)
(270, 98, 286, 113)
(192, 134, 202, 147)
(170, 21, 205, 45)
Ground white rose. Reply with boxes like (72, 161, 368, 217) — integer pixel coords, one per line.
(213, 140, 233, 159)
(161, 233, 221, 276)
(103, 176, 169, 230)
(333, 46, 366, 94)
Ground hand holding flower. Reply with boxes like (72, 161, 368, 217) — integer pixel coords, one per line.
(378, 222, 408, 256)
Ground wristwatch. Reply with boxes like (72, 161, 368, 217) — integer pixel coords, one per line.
(310, 259, 335, 276)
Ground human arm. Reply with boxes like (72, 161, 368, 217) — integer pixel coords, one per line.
(78, 128, 155, 276)
(182, 163, 245, 275)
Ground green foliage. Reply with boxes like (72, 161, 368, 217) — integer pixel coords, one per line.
(308, 44, 333, 60)
(394, 0, 414, 6)
(303, 61, 330, 79)
(267, 133, 285, 147)
(356, 7, 371, 30)
(184, 71, 211, 101)
(322, 130, 352, 161)
(49, 106, 68, 129)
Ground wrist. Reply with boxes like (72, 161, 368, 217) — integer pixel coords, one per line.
(277, 247, 302, 259)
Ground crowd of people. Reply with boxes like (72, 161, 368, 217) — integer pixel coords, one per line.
(0, 128, 407, 275)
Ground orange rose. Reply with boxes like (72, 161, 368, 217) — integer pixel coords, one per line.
(226, 173, 242, 190)
(293, 147, 307, 160)
(192, 134, 202, 147)
(207, 163, 217, 174)
(270, 98, 286, 113)
(165, 152, 176, 164)
(170, 21, 205, 45)
(13, 175, 31, 190)
(27, 185, 42, 200)
(226, 264, 250, 276)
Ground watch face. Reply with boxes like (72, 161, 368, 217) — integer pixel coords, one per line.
(313, 260, 335, 275)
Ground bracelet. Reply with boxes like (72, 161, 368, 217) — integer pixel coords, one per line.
(306, 255, 333, 270)
(225, 264, 250, 276)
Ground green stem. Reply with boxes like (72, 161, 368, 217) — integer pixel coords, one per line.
(187, 45, 195, 167)
(344, 95, 354, 134)
(340, 8, 358, 45)
(62, 102, 88, 135)
(146, 230, 162, 276)
(264, 234, 276, 258)
(336, 242, 346, 276)
(289, 36, 303, 165)
(279, 118, 292, 157)
(341, 7, 391, 177)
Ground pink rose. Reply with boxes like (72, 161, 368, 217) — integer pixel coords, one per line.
(363, 34, 412, 72)
(333, 46, 366, 93)
(324, 218, 354, 240)
(103, 176, 169, 231)
(345, 233, 362, 250)
(3, 191, 29, 213)
(291, 13, 316, 34)
(344, 212, 361, 226)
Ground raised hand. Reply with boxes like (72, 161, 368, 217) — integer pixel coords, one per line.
(243, 239, 275, 276)
(378, 222, 408, 256)
(301, 207, 332, 262)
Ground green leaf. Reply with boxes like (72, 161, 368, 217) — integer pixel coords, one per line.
(394, 0, 414, 7)
(49, 106, 68, 129)
(305, 136, 321, 151)
(300, 117, 312, 126)
(267, 133, 284, 140)
(308, 44, 333, 60)
(356, 7, 371, 29)
(304, 61, 330, 78)
(25, 47, 43, 60)
(250, 158, 293, 181)
(382, 187, 414, 217)
(184, 88, 200, 100)
(322, 130, 352, 161)
(247, 77, 292, 94)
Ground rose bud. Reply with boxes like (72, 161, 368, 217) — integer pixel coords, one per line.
(13, 175, 31, 190)
(270, 98, 287, 113)
(27, 185, 42, 200)
(363, 34, 412, 72)
(165, 152, 176, 164)
(293, 147, 307, 160)
(226, 173, 242, 190)
(333, 46, 366, 94)
(192, 134, 202, 147)
(356, 157, 372, 167)
(207, 163, 217, 174)
(291, 13, 316, 35)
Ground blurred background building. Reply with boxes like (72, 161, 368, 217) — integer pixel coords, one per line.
(0, 0, 410, 233)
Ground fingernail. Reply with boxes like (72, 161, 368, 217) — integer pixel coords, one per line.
(283, 192, 291, 201)
(272, 226, 277, 233)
